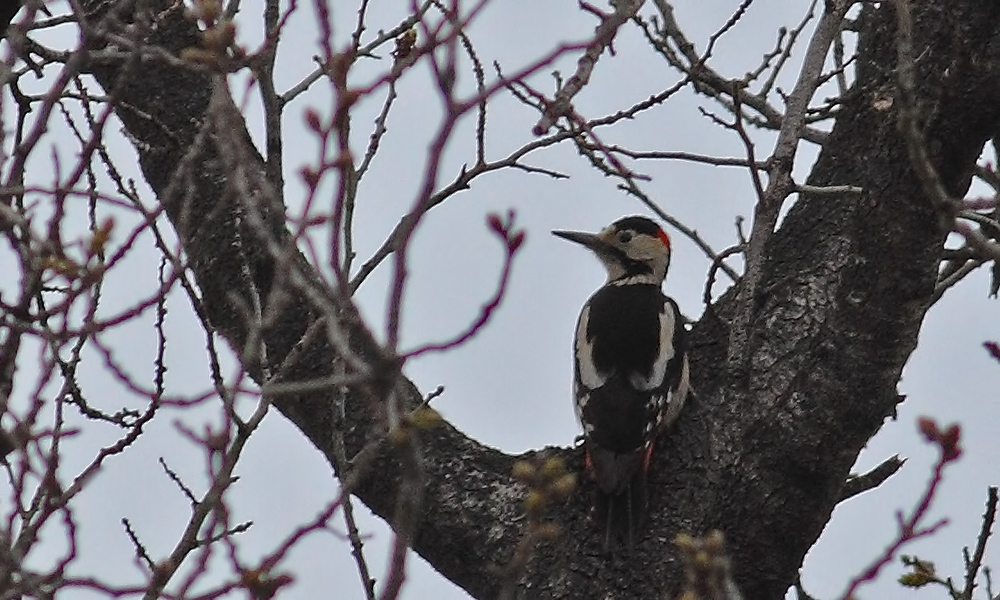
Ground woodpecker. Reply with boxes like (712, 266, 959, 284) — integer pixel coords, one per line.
(553, 215, 690, 548)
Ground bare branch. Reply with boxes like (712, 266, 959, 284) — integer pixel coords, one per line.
(838, 455, 905, 502)
(596, 145, 767, 170)
(532, 0, 646, 135)
(794, 183, 863, 196)
(647, 0, 829, 145)
(727, 0, 852, 366)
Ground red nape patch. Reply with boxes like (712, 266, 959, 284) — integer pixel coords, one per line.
(657, 228, 671, 249)
(585, 450, 593, 472)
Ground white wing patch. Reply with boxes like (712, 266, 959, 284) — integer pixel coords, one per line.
(576, 394, 594, 434)
(627, 305, 676, 390)
(573, 380, 589, 423)
(575, 304, 606, 390)
(644, 392, 668, 436)
(659, 354, 690, 430)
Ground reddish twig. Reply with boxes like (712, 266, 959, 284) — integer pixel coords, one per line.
(402, 211, 525, 359)
(984, 341, 1000, 362)
(840, 418, 963, 600)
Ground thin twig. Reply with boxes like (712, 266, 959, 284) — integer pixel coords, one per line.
(402, 213, 524, 359)
(590, 144, 767, 169)
(121, 518, 155, 571)
(280, 2, 434, 105)
(760, 0, 818, 98)
(838, 455, 905, 502)
(159, 457, 198, 507)
(932, 256, 986, 305)
(962, 486, 998, 599)
(533, 0, 646, 135)
(840, 418, 962, 599)
(726, 0, 851, 366)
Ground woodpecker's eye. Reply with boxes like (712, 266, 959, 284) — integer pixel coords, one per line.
(617, 230, 633, 244)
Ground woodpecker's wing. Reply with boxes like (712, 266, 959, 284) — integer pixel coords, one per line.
(574, 302, 604, 409)
(647, 297, 688, 433)
(572, 285, 687, 452)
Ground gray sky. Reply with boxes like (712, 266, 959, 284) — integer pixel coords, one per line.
(4, 1, 999, 599)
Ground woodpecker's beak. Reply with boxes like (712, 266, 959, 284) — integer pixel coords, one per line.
(552, 229, 608, 253)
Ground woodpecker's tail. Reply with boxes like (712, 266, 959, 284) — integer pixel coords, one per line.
(587, 445, 650, 549)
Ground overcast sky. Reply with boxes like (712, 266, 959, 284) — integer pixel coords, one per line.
(4, 1, 999, 599)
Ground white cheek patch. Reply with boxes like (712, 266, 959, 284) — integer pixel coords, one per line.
(627, 307, 676, 390)
(575, 305, 606, 389)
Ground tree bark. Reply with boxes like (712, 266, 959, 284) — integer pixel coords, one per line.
(77, 1, 1000, 598)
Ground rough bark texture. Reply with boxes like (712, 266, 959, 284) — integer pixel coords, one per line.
(77, 1, 1000, 599)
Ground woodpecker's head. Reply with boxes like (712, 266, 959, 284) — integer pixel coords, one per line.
(552, 216, 672, 284)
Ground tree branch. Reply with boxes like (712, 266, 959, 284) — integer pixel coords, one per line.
(76, 0, 1000, 598)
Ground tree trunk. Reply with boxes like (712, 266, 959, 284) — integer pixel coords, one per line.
(78, 1, 1000, 598)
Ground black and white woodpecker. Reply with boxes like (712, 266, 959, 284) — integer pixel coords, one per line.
(553, 215, 690, 547)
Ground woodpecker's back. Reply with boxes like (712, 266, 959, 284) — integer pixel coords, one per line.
(553, 216, 689, 548)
